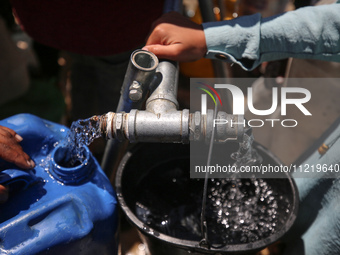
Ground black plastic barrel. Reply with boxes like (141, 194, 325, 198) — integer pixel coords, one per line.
(116, 143, 299, 255)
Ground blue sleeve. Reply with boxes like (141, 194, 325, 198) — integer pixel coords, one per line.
(203, 3, 340, 71)
(282, 118, 340, 255)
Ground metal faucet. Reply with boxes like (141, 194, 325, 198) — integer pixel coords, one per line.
(99, 50, 244, 176)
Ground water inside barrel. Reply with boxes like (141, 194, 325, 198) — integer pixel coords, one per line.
(134, 158, 291, 246)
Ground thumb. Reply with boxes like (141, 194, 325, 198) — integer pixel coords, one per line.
(142, 44, 182, 61)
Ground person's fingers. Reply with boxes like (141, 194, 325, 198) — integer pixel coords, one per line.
(145, 23, 172, 47)
(0, 185, 9, 203)
(143, 43, 205, 62)
(0, 126, 23, 142)
(0, 141, 35, 169)
(144, 13, 207, 62)
(0, 125, 16, 137)
(0, 126, 35, 169)
(143, 44, 182, 61)
(15, 134, 23, 142)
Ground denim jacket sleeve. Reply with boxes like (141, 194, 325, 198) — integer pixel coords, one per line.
(202, 2, 340, 70)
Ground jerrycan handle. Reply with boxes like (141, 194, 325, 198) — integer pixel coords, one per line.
(0, 196, 93, 253)
(0, 169, 38, 192)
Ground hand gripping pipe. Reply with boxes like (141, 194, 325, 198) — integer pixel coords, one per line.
(98, 50, 244, 145)
(101, 53, 243, 175)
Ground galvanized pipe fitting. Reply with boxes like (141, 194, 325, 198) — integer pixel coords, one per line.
(99, 110, 244, 144)
(116, 49, 159, 112)
(146, 60, 179, 114)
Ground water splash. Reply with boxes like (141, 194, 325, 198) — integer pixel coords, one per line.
(231, 126, 262, 169)
(39, 115, 102, 170)
(60, 116, 102, 166)
(134, 163, 291, 246)
(206, 178, 290, 245)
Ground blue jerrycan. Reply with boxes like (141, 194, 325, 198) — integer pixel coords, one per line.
(0, 114, 118, 255)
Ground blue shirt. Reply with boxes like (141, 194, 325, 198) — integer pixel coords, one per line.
(203, 2, 340, 70)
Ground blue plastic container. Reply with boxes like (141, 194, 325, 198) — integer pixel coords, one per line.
(0, 114, 118, 255)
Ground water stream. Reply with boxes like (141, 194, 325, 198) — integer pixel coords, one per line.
(199, 123, 264, 245)
(59, 116, 102, 167)
(41, 113, 290, 247)
(231, 126, 263, 170)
